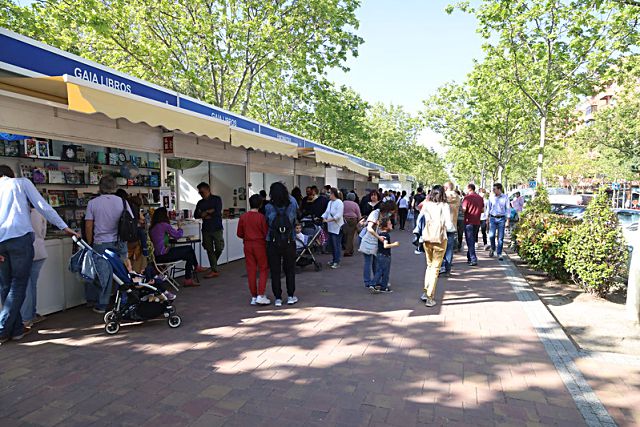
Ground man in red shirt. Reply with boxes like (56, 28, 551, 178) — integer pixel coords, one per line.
(462, 183, 485, 266)
(237, 194, 270, 305)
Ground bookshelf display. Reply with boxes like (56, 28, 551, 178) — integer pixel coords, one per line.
(1, 136, 162, 233)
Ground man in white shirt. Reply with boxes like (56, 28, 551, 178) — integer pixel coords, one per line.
(486, 183, 510, 260)
(0, 165, 77, 343)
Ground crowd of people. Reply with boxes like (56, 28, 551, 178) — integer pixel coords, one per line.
(0, 157, 526, 343)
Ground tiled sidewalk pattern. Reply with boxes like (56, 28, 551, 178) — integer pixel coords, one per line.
(0, 229, 637, 426)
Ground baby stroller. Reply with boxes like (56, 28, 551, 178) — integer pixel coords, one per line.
(296, 216, 324, 272)
(72, 237, 181, 335)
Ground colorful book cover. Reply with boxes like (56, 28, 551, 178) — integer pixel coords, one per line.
(36, 139, 51, 158)
(24, 139, 38, 158)
(47, 190, 65, 207)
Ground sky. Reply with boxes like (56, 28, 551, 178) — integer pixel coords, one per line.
(327, 0, 485, 150)
(328, 0, 484, 114)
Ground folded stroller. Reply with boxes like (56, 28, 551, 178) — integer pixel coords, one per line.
(296, 216, 323, 272)
(72, 237, 181, 335)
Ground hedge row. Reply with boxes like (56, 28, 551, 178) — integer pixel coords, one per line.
(513, 186, 628, 297)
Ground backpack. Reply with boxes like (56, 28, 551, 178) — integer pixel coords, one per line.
(118, 198, 139, 242)
(422, 203, 446, 244)
(270, 206, 293, 247)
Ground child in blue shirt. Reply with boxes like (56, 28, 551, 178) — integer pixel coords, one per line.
(370, 217, 399, 294)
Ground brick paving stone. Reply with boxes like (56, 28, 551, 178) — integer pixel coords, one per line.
(0, 229, 636, 425)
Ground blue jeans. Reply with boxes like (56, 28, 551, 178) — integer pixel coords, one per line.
(373, 254, 391, 289)
(85, 241, 127, 310)
(362, 253, 378, 287)
(0, 233, 35, 338)
(20, 258, 45, 323)
(442, 231, 457, 273)
(489, 216, 506, 256)
(329, 231, 342, 265)
(465, 224, 479, 263)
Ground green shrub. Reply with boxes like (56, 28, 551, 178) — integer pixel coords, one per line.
(512, 184, 551, 253)
(564, 189, 628, 297)
(524, 185, 551, 216)
(515, 213, 578, 279)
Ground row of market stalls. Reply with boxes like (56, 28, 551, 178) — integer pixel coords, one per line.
(0, 28, 409, 315)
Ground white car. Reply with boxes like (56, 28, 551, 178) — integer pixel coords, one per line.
(547, 187, 586, 205)
(614, 209, 640, 253)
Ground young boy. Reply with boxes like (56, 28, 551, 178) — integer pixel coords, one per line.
(295, 222, 308, 251)
(370, 217, 399, 294)
(237, 195, 270, 305)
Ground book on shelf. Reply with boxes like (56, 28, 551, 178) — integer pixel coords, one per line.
(47, 190, 66, 207)
(48, 170, 65, 184)
(4, 140, 20, 157)
(32, 168, 46, 184)
(64, 190, 78, 206)
(0, 140, 5, 156)
(19, 164, 33, 180)
(76, 146, 86, 162)
(65, 171, 84, 185)
(61, 144, 80, 161)
(24, 139, 38, 158)
(36, 139, 51, 158)
(89, 165, 103, 185)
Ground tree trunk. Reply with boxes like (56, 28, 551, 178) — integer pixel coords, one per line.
(480, 165, 486, 190)
(537, 115, 547, 183)
(497, 164, 504, 185)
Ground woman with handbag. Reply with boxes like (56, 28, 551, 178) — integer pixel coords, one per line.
(420, 185, 455, 307)
(358, 201, 396, 288)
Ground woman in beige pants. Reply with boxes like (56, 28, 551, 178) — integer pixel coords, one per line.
(420, 185, 455, 307)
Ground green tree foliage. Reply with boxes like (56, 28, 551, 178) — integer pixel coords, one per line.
(422, 58, 536, 187)
(455, 0, 640, 182)
(2, 0, 363, 116)
(565, 189, 628, 296)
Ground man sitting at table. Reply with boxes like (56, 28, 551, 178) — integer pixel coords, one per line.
(149, 207, 206, 287)
(194, 182, 224, 278)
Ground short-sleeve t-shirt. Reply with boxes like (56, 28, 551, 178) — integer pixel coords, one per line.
(85, 194, 132, 244)
(378, 231, 392, 256)
(462, 192, 485, 225)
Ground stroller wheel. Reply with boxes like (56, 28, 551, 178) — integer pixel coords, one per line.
(105, 321, 120, 335)
(103, 311, 116, 324)
(168, 315, 182, 328)
(314, 262, 322, 272)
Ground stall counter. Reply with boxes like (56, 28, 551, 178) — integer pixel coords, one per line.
(33, 218, 245, 316)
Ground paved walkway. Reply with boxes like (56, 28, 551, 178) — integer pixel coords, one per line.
(0, 229, 638, 426)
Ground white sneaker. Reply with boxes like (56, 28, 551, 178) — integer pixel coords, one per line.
(425, 298, 437, 307)
(420, 292, 427, 302)
(250, 297, 257, 306)
(287, 296, 299, 305)
(275, 299, 282, 307)
(414, 249, 421, 255)
(256, 295, 271, 305)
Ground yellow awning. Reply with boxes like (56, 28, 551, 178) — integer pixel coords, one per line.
(380, 171, 393, 181)
(347, 160, 371, 177)
(314, 149, 369, 176)
(230, 127, 298, 158)
(0, 75, 230, 140)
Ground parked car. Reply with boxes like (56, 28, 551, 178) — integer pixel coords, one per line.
(547, 187, 586, 205)
(551, 203, 586, 219)
(614, 209, 640, 252)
